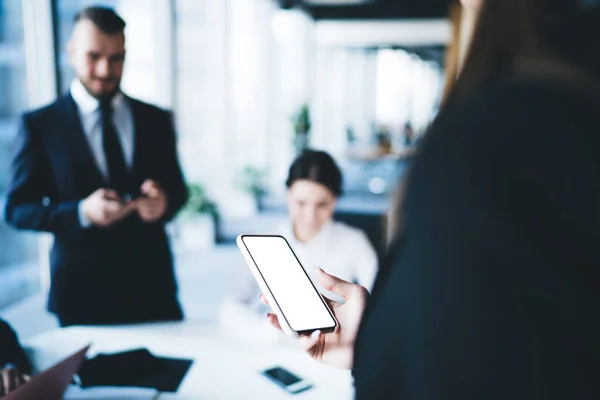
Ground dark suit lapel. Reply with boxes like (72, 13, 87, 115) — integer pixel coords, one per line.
(57, 94, 106, 188)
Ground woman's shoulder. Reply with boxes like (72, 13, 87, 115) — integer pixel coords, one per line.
(443, 78, 595, 133)
(422, 77, 599, 160)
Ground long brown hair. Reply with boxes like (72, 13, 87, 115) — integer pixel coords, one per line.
(390, 0, 600, 240)
(440, 1, 465, 106)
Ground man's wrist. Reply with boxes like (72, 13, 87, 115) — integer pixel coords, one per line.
(77, 201, 92, 228)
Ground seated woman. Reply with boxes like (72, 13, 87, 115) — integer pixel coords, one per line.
(221, 150, 378, 334)
(0, 318, 31, 397)
(278, 150, 378, 291)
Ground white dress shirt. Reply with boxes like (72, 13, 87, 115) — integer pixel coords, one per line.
(70, 79, 135, 175)
(71, 80, 135, 227)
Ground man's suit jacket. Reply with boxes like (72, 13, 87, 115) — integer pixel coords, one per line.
(0, 319, 31, 374)
(4, 94, 189, 325)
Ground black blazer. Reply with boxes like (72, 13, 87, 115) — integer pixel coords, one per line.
(353, 80, 600, 399)
(4, 94, 188, 325)
(0, 319, 31, 374)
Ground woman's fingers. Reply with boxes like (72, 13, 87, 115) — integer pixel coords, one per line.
(316, 268, 357, 301)
(299, 330, 322, 352)
(259, 293, 269, 306)
(266, 313, 283, 333)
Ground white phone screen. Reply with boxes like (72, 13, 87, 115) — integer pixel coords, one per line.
(241, 235, 336, 332)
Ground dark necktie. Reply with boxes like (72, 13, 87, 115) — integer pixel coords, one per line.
(100, 100, 130, 195)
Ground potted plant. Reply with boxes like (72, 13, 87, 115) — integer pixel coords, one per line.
(291, 104, 311, 155)
(235, 166, 268, 212)
(178, 183, 220, 249)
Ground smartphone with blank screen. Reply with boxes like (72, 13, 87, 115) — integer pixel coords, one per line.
(236, 234, 338, 337)
(261, 367, 313, 394)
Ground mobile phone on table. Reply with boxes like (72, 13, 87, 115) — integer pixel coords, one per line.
(236, 234, 338, 337)
(262, 367, 313, 394)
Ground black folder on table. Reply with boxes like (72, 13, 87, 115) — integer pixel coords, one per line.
(76, 348, 193, 393)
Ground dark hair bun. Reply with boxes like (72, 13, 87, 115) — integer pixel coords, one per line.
(286, 150, 343, 197)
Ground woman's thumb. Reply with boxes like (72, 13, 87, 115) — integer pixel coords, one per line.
(316, 268, 354, 299)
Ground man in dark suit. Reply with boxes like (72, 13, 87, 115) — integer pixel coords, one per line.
(4, 7, 188, 327)
(0, 319, 31, 396)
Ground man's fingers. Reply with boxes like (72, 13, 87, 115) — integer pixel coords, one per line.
(102, 189, 121, 200)
(141, 180, 161, 198)
(103, 201, 123, 215)
(121, 200, 138, 214)
(140, 180, 154, 192)
(137, 203, 163, 219)
(139, 200, 161, 211)
(146, 188, 160, 198)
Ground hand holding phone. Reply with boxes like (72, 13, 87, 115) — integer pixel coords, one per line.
(236, 235, 338, 337)
(261, 267, 369, 370)
(135, 180, 168, 222)
(81, 188, 135, 228)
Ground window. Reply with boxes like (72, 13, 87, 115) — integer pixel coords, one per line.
(0, 0, 40, 309)
(375, 49, 443, 133)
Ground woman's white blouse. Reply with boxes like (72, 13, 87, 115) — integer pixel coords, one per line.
(279, 221, 378, 292)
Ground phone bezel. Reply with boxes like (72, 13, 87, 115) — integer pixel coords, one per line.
(238, 234, 338, 336)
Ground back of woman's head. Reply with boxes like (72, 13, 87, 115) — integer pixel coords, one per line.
(286, 150, 343, 197)
(454, 0, 600, 100)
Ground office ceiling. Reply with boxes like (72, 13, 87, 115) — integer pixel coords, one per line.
(279, 0, 455, 20)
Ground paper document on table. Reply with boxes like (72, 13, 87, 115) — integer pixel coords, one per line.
(64, 385, 159, 399)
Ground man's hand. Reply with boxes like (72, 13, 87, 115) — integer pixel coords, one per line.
(1, 366, 30, 396)
(135, 180, 168, 223)
(81, 189, 135, 228)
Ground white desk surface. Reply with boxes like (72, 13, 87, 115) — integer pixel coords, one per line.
(24, 322, 354, 399)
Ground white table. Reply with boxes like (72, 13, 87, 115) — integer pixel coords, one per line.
(24, 322, 354, 399)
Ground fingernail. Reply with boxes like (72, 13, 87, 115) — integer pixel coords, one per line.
(311, 330, 321, 338)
